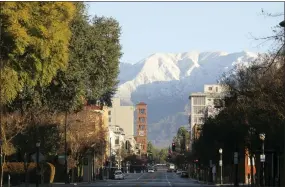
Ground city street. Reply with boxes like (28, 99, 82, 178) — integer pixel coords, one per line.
(80, 171, 206, 187)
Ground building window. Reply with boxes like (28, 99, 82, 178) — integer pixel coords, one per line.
(115, 138, 119, 145)
(139, 109, 145, 114)
(108, 111, 111, 115)
(198, 117, 204, 124)
(139, 125, 145, 130)
(139, 117, 145, 123)
(193, 106, 205, 114)
(193, 97, 205, 105)
(109, 117, 111, 123)
(216, 87, 218, 92)
(208, 87, 212, 91)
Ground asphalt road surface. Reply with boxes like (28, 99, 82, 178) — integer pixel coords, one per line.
(81, 171, 207, 187)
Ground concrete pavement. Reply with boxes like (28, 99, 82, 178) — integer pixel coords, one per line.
(73, 171, 207, 187)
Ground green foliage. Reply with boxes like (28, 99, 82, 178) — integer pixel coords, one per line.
(146, 141, 168, 164)
(13, 124, 61, 157)
(46, 3, 122, 112)
(173, 126, 189, 153)
(0, 2, 75, 104)
(192, 53, 285, 169)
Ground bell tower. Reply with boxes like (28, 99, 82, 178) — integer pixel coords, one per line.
(135, 102, 148, 154)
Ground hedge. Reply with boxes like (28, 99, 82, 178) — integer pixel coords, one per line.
(2, 162, 55, 184)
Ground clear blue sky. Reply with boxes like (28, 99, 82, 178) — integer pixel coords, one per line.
(87, 2, 283, 64)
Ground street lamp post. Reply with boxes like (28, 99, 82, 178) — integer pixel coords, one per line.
(36, 141, 40, 187)
(259, 133, 266, 186)
(219, 148, 223, 185)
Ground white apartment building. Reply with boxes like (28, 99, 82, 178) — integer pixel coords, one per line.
(109, 125, 126, 169)
(189, 84, 226, 149)
(108, 98, 135, 138)
(189, 84, 226, 129)
(109, 125, 125, 156)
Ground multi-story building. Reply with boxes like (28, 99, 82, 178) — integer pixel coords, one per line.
(108, 98, 135, 138)
(189, 84, 226, 150)
(109, 125, 126, 169)
(135, 102, 148, 154)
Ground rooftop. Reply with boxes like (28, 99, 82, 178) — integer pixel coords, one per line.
(137, 102, 147, 105)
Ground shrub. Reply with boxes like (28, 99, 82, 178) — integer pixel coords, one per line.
(3, 162, 55, 184)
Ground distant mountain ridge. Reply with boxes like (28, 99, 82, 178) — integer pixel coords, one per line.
(117, 51, 258, 147)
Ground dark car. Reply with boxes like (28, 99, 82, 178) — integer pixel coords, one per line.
(181, 171, 189, 178)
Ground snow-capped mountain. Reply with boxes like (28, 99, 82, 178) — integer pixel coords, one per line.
(117, 51, 257, 147)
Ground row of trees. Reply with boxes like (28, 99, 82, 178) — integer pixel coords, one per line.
(168, 127, 191, 168)
(192, 35, 285, 185)
(0, 2, 121, 183)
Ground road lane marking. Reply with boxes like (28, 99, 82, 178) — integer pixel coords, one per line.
(107, 184, 112, 186)
(165, 173, 172, 187)
(136, 173, 145, 180)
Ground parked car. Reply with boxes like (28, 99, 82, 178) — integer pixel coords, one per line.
(176, 169, 182, 175)
(181, 171, 189, 178)
(114, 171, 124, 180)
(148, 168, 155, 173)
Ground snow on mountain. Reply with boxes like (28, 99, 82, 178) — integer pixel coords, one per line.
(117, 51, 256, 100)
(116, 50, 258, 147)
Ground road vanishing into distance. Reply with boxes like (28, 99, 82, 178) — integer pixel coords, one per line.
(77, 171, 208, 187)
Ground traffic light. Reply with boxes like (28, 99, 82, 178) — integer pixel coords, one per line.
(172, 143, 176, 152)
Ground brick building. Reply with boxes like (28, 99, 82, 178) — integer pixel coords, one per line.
(135, 102, 148, 154)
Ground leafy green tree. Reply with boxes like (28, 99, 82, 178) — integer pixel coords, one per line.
(0, 2, 75, 104)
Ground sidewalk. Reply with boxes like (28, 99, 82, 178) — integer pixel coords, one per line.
(190, 178, 248, 186)
(13, 182, 96, 187)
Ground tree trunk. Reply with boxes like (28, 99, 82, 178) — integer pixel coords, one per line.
(0, 151, 3, 187)
(71, 168, 75, 183)
(0, 154, 5, 187)
(25, 162, 30, 187)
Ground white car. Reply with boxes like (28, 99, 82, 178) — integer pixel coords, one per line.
(176, 169, 182, 175)
(148, 168, 154, 173)
(114, 171, 124, 180)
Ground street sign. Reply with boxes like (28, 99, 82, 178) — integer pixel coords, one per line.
(219, 160, 222, 166)
(260, 154, 265, 162)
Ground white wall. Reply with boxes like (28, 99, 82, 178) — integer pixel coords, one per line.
(109, 98, 135, 137)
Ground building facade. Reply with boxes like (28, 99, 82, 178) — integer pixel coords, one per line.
(135, 102, 148, 154)
(189, 84, 226, 150)
(108, 98, 135, 138)
(109, 125, 126, 169)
